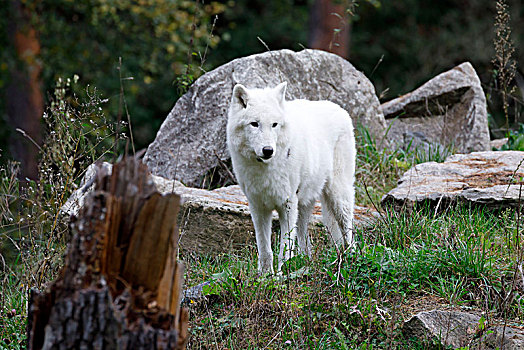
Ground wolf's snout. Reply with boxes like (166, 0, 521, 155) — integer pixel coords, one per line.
(262, 146, 274, 158)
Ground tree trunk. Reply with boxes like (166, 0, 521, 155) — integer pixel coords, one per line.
(27, 157, 189, 349)
(6, 0, 43, 180)
(308, 0, 351, 59)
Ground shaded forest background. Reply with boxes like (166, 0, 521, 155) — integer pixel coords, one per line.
(1, 0, 524, 180)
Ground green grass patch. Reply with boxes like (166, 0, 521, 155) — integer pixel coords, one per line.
(0, 266, 27, 349)
(354, 124, 453, 206)
(183, 204, 524, 348)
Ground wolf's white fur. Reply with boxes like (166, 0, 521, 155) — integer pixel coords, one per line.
(226, 82, 356, 274)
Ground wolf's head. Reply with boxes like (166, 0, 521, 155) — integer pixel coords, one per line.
(227, 82, 289, 163)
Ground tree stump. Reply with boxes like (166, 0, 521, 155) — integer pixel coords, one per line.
(27, 157, 188, 349)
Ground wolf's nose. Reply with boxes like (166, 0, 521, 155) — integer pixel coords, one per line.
(262, 146, 273, 158)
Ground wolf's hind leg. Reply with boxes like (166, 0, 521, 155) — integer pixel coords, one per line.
(321, 182, 354, 248)
(322, 131, 356, 248)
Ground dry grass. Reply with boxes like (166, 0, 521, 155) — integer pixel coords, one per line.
(493, 0, 517, 132)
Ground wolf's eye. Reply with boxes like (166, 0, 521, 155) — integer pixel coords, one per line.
(272, 123, 278, 128)
(250, 122, 259, 127)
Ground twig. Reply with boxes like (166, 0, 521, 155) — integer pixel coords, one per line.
(113, 58, 124, 162)
(16, 128, 42, 151)
(118, 58, 135, 156)
(519, 264, 524, 292)
(360, 179, 385, 221)
(257, 36, 271, 52)
(206, 304, 221, 350)
(213, 150, 236, 184)
(370, 54, 384, 78)
(198, 15, 218, 72)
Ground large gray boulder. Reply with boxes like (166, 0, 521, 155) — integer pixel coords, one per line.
(144, 49, 387, 187)
(382, 151, 524, 211)
(381, 62, 490, 155)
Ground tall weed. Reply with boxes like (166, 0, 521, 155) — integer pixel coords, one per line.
(0, 77, 117, 347)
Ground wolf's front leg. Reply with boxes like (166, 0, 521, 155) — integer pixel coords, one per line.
(277, 196, 298, 272)
(250, 204, 274, 274)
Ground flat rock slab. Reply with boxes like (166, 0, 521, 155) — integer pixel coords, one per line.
(64, 163, 378, 255)
(403, 309, 524, 349)
(382, 151, 524, 211)
(155, 176, 378, 253)
(381, 62, 490, 154)
(144, 48, 387, 187)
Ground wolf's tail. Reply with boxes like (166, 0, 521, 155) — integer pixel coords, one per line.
(320, 127, 356, 248)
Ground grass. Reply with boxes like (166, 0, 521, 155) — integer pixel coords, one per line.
(182, 204, 523, 349)
(354, 124, 453, 206)
(0, 261, 27, 349)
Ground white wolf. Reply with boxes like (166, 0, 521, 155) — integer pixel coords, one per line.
(226, 82, 356, 274)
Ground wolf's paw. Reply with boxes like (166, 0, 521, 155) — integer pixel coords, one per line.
(344, 240, 358, 254)
(257, 264, 274, 276)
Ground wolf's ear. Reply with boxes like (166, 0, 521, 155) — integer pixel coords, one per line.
(274, 82, 287, 104)
(232, 84, 249, 109)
